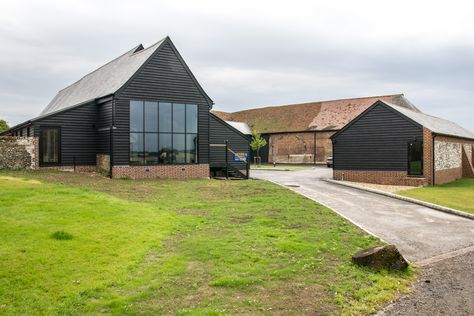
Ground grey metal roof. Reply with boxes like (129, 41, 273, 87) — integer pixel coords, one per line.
(40, 38, 166, 116)
(382, 100, 474, 140)
(225, 121, 252, 135)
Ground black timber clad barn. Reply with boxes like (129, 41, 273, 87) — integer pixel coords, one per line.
(3, 37, 250, 179)
(331, 100, 474, 186)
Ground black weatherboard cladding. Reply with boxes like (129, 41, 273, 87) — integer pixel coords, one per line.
(34, 102, 98, 166)
(113, 40, 211, 165)
(332, 102, 423, 171)
(209, 113, 250, 169)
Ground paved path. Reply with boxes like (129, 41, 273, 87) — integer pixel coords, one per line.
(251, 167, 474, 262)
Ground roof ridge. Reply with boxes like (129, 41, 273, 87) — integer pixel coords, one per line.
(55, 44, 143, 94)
(131, 38, 166, 56)
(226, 94, 404, 113)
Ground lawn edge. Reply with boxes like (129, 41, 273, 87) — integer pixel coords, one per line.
(325, 179, 474, 221)
(251, 177, 387, 243)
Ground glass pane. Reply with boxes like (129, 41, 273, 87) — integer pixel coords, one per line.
(159, 134, 172, 164)
(173, 134, 186, 163)
(408, 141, 423, 175)
(159, 102, 172, 132)
(130, 100, 143, 132)
(186, 104, 198, 133)
(186, 134, 197, 163)
(130, 132, 144, 164)
(42, 128, 59, 163)
(144, 101, 158, 132)
(145, 133, 158, 164)
(173, 103, 185, 133)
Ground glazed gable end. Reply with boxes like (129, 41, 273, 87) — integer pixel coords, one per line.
(111, 38, 213, 165)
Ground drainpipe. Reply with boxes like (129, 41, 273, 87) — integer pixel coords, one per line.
(313, 131, 316, 165)
(109, 97, 115, 179)
(432, 133, 436, 185)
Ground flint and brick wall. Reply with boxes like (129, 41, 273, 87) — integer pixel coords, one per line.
(0, 136, 39, 170)
(268, 131, 334, 164)
(96, 154, 110, 175)
(112, 164, 210, 179)
(432, 134, 474, 185)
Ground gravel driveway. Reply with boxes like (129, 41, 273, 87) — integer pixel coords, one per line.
(251, 167, 474, 263)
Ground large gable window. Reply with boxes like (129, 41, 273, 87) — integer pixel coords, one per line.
(130, 100, 198, 165)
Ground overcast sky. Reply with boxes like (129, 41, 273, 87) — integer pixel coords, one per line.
(1, 0, 474, 130)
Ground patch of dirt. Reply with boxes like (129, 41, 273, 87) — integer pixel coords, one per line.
(379, 250, 474, 315)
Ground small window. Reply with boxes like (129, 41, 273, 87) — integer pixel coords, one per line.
(186, 104, 198, 133)
(408, 140, 423, 176)
(41, 127, 60, 164)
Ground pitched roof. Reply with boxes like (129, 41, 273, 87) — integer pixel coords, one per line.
(41, 38, 166, 116)
(383, 101, 474, 140)
(212, 94, 419, 133)
(225, 121, 252, 135)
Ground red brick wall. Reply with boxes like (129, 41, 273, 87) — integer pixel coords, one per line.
(422, 128, 434, 185)
(112, 164, 210, 179)
(333, 170, 428, 186)
(268, 131, 335, 163)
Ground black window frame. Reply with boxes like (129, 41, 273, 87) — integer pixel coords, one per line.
(407, 139, 423, 176)
(39, 126, 61, 166)
(129, 100, 199, 165)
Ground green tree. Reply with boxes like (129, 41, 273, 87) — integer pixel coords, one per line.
(250, 129, 267, 164)
(0, 119, 9, 133)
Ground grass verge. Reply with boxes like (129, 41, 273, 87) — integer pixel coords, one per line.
(0, 171, 414, 315)
(398, 178, 474, 214)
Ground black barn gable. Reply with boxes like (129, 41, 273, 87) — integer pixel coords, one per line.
(4, 37, 249, 179)
(331, 101, 423, 171)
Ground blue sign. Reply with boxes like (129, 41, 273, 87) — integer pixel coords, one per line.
(233, 152, 248, 162)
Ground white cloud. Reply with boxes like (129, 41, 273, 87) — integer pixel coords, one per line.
(0, 0, 473, 130)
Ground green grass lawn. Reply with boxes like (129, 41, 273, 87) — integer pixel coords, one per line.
(0, 171, 414, 315)
(398, 178, 474, 214)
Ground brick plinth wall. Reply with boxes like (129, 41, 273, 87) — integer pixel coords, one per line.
(333, 170, 428, 186)
(112, 164, 210, 179)
(41, 165, 97, 173)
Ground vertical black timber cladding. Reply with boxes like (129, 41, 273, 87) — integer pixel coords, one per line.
(332, 103, 422, 171)
(34, 102, 98, 166)
(97, 99, 113, 154)
(209, 114, 250, 169)
(113, 41, 211, 165)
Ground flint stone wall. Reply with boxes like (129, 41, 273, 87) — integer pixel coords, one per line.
(0, 137, 38, 170)
(435, 141, 462, 171)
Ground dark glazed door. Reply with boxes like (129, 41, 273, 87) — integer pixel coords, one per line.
(40, 127, 61, 165)
(407, 140, 423, 176)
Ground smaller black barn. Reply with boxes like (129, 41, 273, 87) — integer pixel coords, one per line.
(331, 100, 474, 186)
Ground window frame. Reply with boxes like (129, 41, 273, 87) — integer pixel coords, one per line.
(39, 126, 61, 166)
(129, 100, 199, 166)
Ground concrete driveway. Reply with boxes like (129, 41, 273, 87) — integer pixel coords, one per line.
(251, 167, 474, 263)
